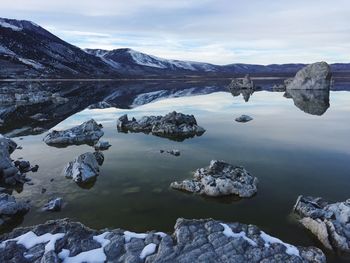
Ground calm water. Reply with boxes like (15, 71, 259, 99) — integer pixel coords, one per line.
(2, 81, 350, 262)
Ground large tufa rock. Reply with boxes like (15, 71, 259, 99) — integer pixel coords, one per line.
(43, 119, 104, 146)
(171, 160, 258, 198)
(0, 135, 18, 184)
(63, 152, 104, 184)
(293, 195, 350, 253)
(286, 62, 332, 90)
(227, 74, 255, 90)
(0, 218, 325, 263)
(117, 111, 205, 141)
(0, 193, 30, 226)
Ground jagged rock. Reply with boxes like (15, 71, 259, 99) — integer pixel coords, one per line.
(42, 198, 62, 212)
(43, 119, 104, 146)
(227, 74, 255, 90)
(171, 160, 258, 198)
(235, 115, 253, 123)
(286, 62, 332, 90)
(0, 218, 325, 263)
(94, 140, 111, 151)
(117, 111, 205, 141)
(0, 193, 30, 226)
(284, 89, 330, 116)
(293, 195, 350, 253)
(63, 152, 104, 184)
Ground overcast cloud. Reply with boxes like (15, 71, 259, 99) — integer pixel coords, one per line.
(1, 0, 349, 64)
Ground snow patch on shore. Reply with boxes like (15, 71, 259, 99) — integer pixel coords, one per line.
(220, 223, 257, 246)
(124, 231, 148, 242)
(260, 231, 300, 257)
(140, 243, 157, 259)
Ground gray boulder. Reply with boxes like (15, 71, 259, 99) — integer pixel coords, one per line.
(63, 152, 104, 184)
(286, 62, 332, 90)
(117, 111, 205, 141)
(43, 119, 104, 146)
(171, 160, 258, 198)
(228, 74, 255, 90)
(0, 193, 30, 226)
(293, 195, 350, 253)
(0, 218, 325, 263)
(42, 198, 63, 212)
(235, 115, 253, 123)
(94, 140, 111, 151)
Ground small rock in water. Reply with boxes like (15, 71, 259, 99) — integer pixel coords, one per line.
(94, 140, 111, 151)
(227, 74, 255, 89)
(16, 146, 23, 150)
(41, 188, 46, 194)
(171, 160, 258, 198)
(42, 197, 62, 212)
(31, 165, 39, 172)
(235, 115, 253, 123)
(160, 149, 180, 156)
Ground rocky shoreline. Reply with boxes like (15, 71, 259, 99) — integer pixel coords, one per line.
(0, 218, 326, 263)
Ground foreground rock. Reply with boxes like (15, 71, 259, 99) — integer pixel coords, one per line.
(227, 74, 255, 90)
(117, 111, 205, 141)
(235, 115, 253, 123)
(171, 160, 258, 198)
(293, 195, 350, 253)
(63, 152, 104, 184)
(43, 119, 104, 146)
(0, 193, 30, 226)
(284, 89, 330, 116)
(286, 62, 332, 90)
(0, 218, 325, 263)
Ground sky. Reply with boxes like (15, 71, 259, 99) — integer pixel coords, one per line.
(1, 0, 349, 65)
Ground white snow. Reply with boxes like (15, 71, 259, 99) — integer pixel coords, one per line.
(260, 231, 300, 257)
(220, 223, 257, 246)
(58, 232, 110, 263)
(154, 232, 167, 238)
(0, 45, 16, 56)
(17, 58, 43, 69)
(140, 243, 157, 260)
(0, 231, 65, 252)
(124, 231, 148, 242)
(0, 21, 22, 31)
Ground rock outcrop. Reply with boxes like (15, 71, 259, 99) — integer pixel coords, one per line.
(227, 74, 255, 90)
(0, 218, 325, 263)
(293, 195, 350, 253)
(43, 119, 104, 146)
(286, 62, 332, 90)
(171, 160, 258, 198)
(0, 193, 30, 227)
(63, 152, 104, 184)
(94, 140, 111, 151)
(117, 111, 205, 141)
(284, 89, 330, 116)
(235, 115, 253, 123)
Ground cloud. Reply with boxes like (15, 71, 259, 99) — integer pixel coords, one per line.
(0, 0, 349, 64)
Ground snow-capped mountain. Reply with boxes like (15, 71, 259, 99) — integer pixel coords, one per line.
(0, 17, 115, 78)
(1, 17, 349, 79)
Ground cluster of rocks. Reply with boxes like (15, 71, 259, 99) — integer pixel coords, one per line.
(63, 152, 104, 184)
(293, 196, 350, 253)
(44, 119, 104, 146)
(117, 111, 205, 141)
(0, 193, 30, 227)
(171, 160, 258, 198)
(0, 218, 326, 263)
(160, 149, 180, 156)
(0, 135, 38, 186)
(227, 74, 255, 90)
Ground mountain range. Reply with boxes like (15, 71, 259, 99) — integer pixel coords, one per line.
(1, 17, 349, 79)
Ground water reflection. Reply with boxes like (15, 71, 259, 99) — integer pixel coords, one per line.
(284, 89, 330, 116)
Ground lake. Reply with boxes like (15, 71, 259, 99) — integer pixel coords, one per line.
(1, 79, 350, 262)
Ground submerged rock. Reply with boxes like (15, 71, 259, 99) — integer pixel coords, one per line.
(284, 89, 330, 116)
(286, 62, 332, 90)
(0, 218, 325, 263)
(63, 152, 104, 184)
(293, 196, 350, 253)
(0, 193, 30, 226)
(235, 115, 253, 123)
(94, 140, 111, 151)
(43, 119, 104, 146)
(171, 160, 258, 198)
(117, 111, 205, 141)
(42, 198, 62, 212)
(227, 74, 255, 90)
